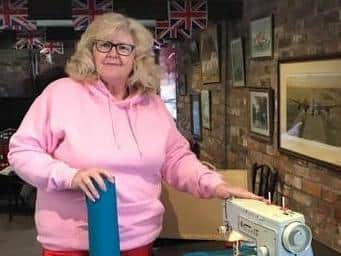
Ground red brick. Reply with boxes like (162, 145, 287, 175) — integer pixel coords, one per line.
(292, 190, 313, 207)
(292, 176, 302, 190)
(282, 184, 291, 197)
(303, 179, 321, 198)
(293, 163, 309, 177)
(322, 187, 339, 203)
(335, 205, 341, 223)
(284, 173, 302, 190)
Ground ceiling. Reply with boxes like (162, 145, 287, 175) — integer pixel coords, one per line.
(114, 0, 243, 20)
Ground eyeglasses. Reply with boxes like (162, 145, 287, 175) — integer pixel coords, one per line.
(94, 40, 135, 56)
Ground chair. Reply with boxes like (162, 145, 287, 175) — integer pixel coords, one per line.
(0, 171, 25, 221)
(0, 128, 25, 221)
(251, 163, 278, 202)
(0, 128, 16, 168)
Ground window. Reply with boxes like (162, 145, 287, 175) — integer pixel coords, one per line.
(159, 45, 177, 119)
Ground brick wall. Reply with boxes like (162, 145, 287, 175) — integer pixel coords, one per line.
(240, 0, 341, 251)
(176, 22, 228, 168)
(176, 0, 341, 252)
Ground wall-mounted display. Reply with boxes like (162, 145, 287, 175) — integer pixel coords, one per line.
(279, 56, 341, 170)
(200, 24, 220, 84)
(249, 87, 273, 142)
(177, 72, 187, 96)
(230, 37, 245, 87)
(190, 93, 202, 140)
(189, 39, 200, 64)
(201, 90, 211, 129)
(0, 49, 34, 97)
(250, 16, 273, 58)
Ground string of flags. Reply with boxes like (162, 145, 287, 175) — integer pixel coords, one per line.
(0, 0, 37, 31)
(155, 0, 208, 41)
(0, 0, 113, 52)
(72, 0, 113, 31)
(1, 0, 207, 51)
(0, 0, 113, 31)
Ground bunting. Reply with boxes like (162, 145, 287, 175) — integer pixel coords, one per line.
(42, 41, 64, 55)
(0, 0, 36, 31)
(72, 0, 113, 31)
(155, 20, 178, 40)
(168, 0, 207, 39)
(15, 31, 43, 49)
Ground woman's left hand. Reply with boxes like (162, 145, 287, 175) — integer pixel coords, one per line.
(214, 183, 264, 201)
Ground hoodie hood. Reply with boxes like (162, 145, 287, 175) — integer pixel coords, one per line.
(89, 79, 147, 109)
(87, 79, 146, 158)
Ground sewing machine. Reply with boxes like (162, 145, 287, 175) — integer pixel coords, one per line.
(220, 198, 314, 256)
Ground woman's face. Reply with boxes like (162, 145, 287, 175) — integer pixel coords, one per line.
(93, 30, 135, 84)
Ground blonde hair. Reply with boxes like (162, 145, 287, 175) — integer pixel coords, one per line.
(65, 12, 160, 91)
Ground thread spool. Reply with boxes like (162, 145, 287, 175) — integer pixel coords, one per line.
(86, 178, 120, 256)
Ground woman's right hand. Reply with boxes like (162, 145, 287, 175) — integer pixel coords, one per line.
(71, 168, 115, 202)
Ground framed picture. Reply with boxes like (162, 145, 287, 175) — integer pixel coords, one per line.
(230, 38, 246, 87)
(190, 65, 202, 91)
(201, 90, 211, 129)
(177, 72, 187, 96)
(200, 24, 220, 84)
(0, 49, 35, 97)
(250, 15, 273, 58)
(189, 39, 200, 64)
(249, 87, 274, 142)
(279, 56, 341, 170)
(190, 93, 202, 140)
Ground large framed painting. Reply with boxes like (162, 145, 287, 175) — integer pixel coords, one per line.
(279, 56, 341, 170)
(200, 24, 220, 84)
(250, 15, 273, 58)
(249, 87, 273, 142)
(230, 37, 246, 87)
(201, 90, 211, 129)
(190, 93, 202, 140)
(177, 72, 187, 96)
(0, 49, 35, 97)
(189, 39, 200, 64)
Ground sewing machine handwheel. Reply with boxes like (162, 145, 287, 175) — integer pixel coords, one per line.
(282, 222, 312, 254)
(257, 246, 269, 256)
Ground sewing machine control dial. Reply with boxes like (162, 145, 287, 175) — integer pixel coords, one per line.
(282, 222, 312, 254)
(257, 246, 269, 256)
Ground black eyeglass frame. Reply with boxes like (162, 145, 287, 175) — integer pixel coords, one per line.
(93, 40, 135, 56)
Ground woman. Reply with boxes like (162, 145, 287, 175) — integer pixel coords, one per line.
(8, 13, 262, 256)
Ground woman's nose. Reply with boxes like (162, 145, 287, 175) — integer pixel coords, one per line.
(107, 46, 119, 56)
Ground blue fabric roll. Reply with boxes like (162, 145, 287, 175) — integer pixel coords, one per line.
(86, 179, 120, 256)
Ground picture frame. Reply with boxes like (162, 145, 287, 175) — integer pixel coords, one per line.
(0, 49, 35, 97)
(250, 15, 273, 58)
(249, 87, 274, 142)
(190, 92, 202, 140)
(177, 72, 187, 96)
(278, 56, 341, 170)
(189, 39, 200, 64)
(230, 37, 246, 87)
(201, 90, 211, 129)
(200, 24, 220, 84)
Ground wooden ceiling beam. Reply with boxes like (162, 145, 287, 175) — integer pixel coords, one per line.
(113, 0, 243, 21)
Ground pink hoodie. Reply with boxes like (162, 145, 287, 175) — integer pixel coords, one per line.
(8, 77, 224, 251)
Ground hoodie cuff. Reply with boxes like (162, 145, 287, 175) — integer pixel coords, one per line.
(198, 172, 225, 198)
(47, 163, 79, 191)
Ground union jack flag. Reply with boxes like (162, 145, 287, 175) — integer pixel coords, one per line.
(15, 31, 44, 49)
(155, 20, 178, 40)
(0, 0, 36, 31)
(168, 0, 207, 38)
(72, 0, 113, 31)
(42, 41, 64, 55)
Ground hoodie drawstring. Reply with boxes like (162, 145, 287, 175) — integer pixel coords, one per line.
(108, 97, 142, 158)
(107, 98, 120, 149)
(125, 105, 142, 158)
